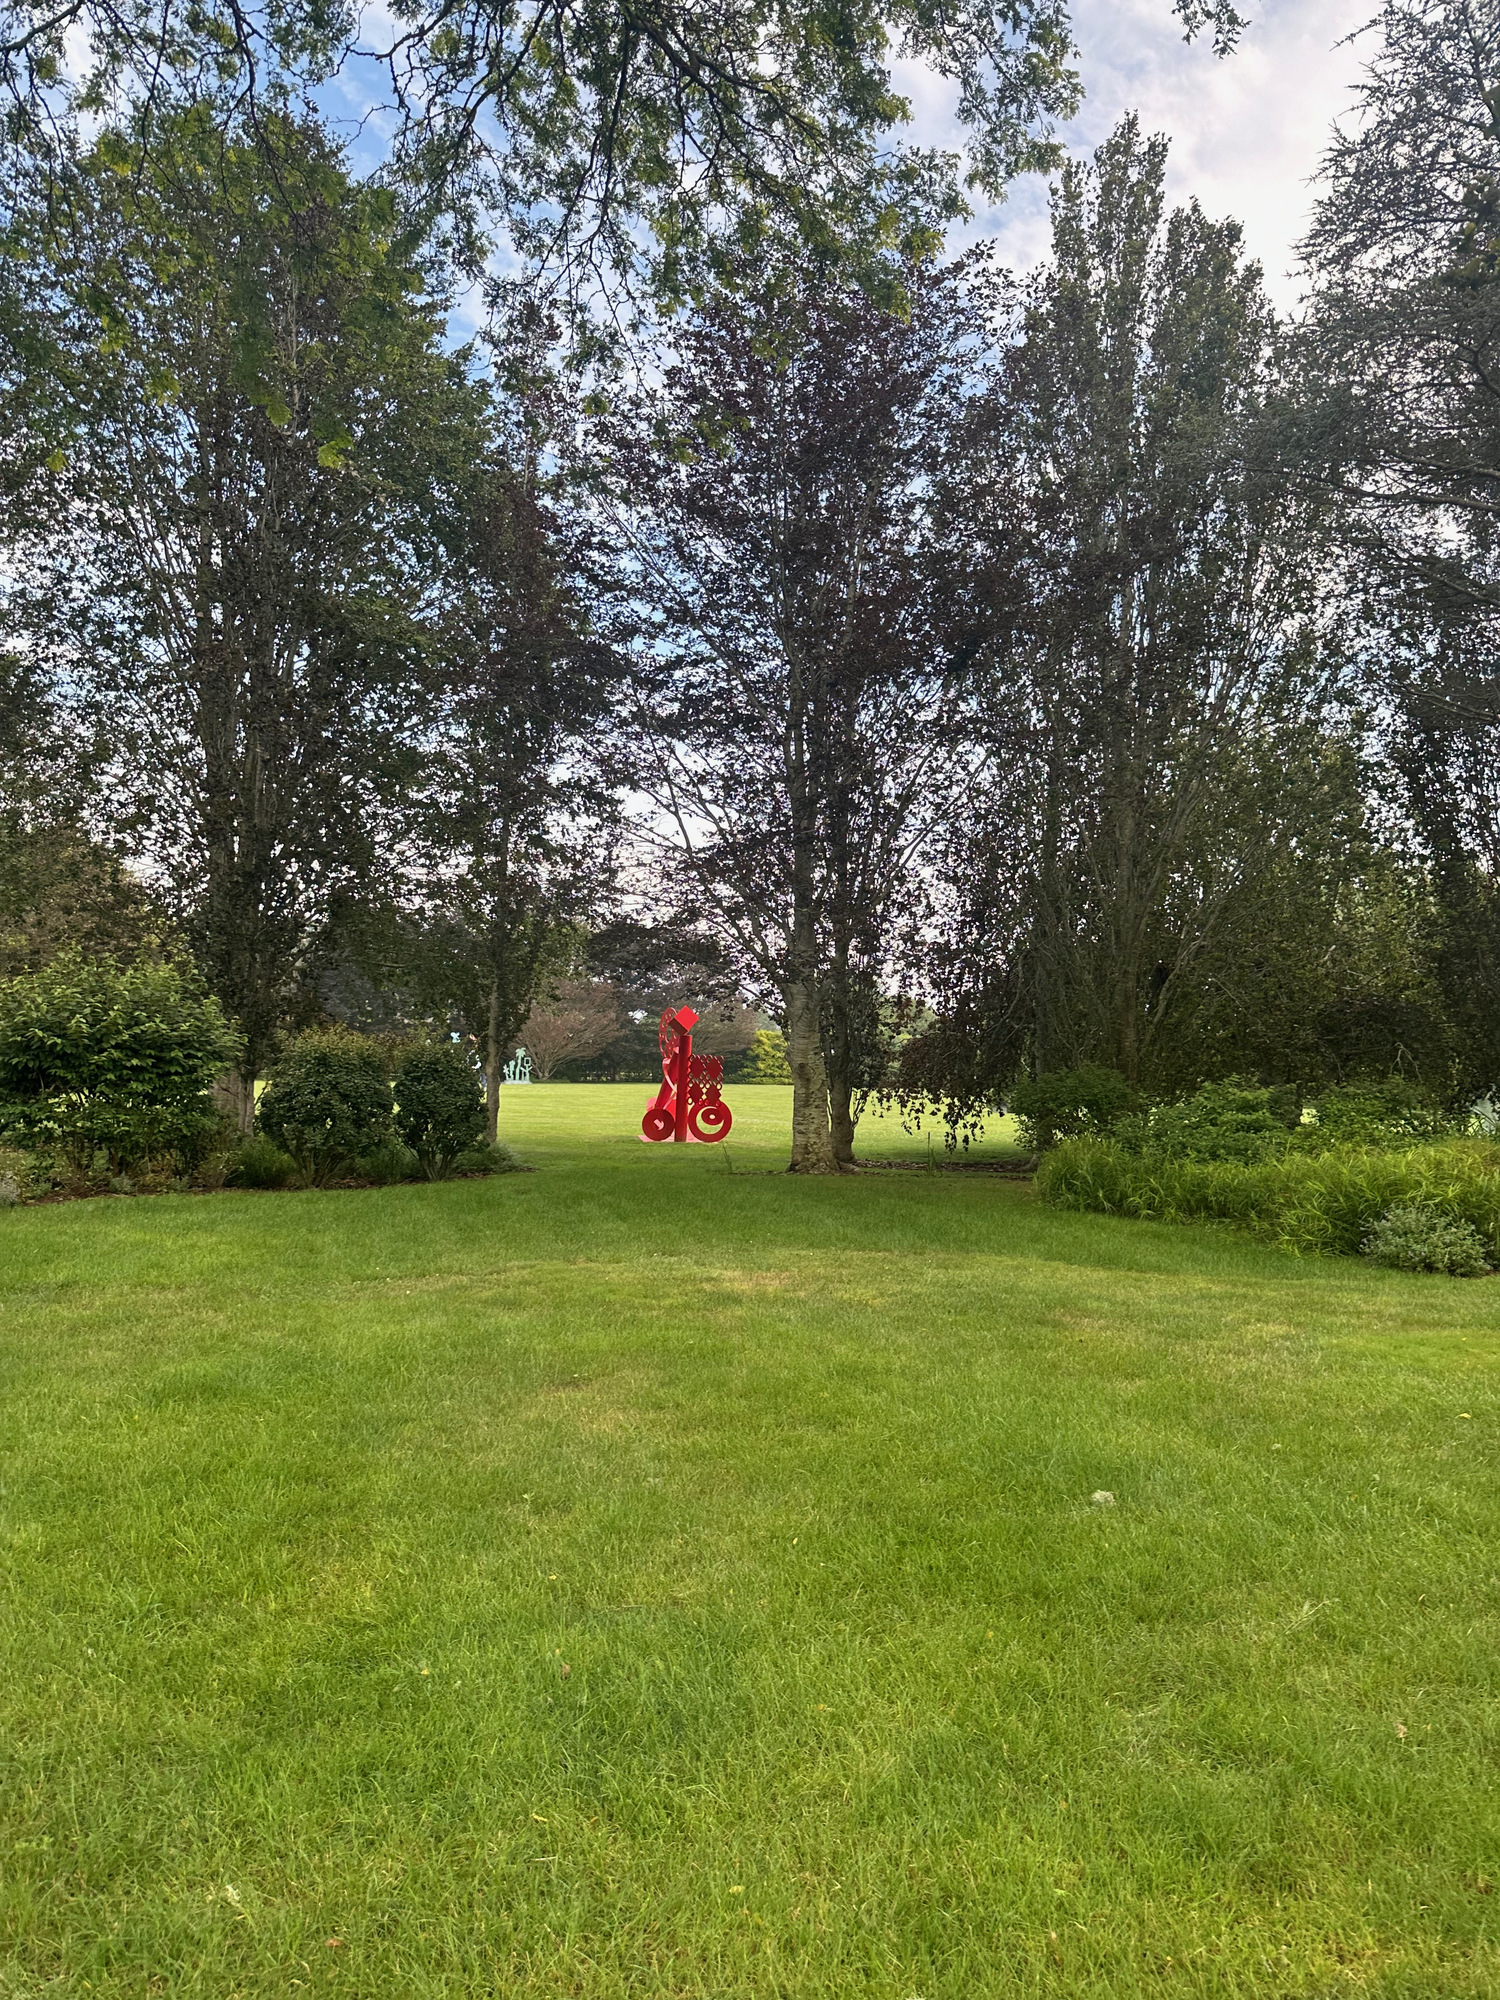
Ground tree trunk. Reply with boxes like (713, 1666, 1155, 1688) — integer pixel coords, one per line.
(215, 1070, 255, 1137)
(821, 937, 859, 1166)
(828, 1080, 856, 1166)
(1114, 961, 1141, 1086)
(485, 980, 501, 1144)
(785, 975, 838, 1173)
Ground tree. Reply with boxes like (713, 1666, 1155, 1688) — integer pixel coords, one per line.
(4, 107, 488, 1127)
(519, 979, 621, 1080)
(923, 119, 1337, 1099)
(0, 823, 165, 978)
(602, 255, 982, 1169)
(1302, 0, 1500, 1098)
(0, 0, 1246, 310)
(403, 457, 617, 1140)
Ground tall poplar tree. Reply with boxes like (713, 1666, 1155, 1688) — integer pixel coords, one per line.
(926, 118, 1336, 1093)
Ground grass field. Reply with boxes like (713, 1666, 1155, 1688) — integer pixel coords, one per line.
(1, 1083, 1497, 1998)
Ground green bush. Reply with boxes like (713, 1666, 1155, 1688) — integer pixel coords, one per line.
(1007, 1066, 1139, 1152)
(1307, 1079, 1456, 1149)
(1037, 1135, 1500, 1263)
(742, 1029, 792, 1084)
(0, 951, 240, 1172)
(257, 1029, 393, 1184)
(1138, 1078, 1298, 1165)
(1361, 1202, 1490, 1277)
(0, 1143, 47, 1202)
(393, 1042, 485, 1178)
(229, 1135, 298, 1190)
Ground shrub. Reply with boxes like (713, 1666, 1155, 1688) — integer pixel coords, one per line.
(0, 951, 240, 1172)
(1307, 1079, 1455, 1149)
(742, 1029, 792, 1083)
(1037, 1135, 1500, 1264)
(1361, 1202, 1490, 1277)
(393, 1042, 486, 1178)
(1007, 1066, 1139, 1152)
(257, 1029, 393, 1184)
(1139, 1078, 1297, 1165)
(230, 1135, 297, 1190)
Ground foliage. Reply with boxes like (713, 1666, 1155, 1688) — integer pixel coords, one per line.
(0, 1144, 45, 1203)
(0, 0, 1247, 320)
(392, 1042, 486, 1178)
(742, 1029, 793, 1084)
(1361, 1202, 1490, 1279)
(355, 1139, 425, 1186)
(1136, 1078, 1300, 1165)
(1037, 1135, 1500, 1264)
(6, 108, 493, 1118)
(0, 821, 165, 978)
(1310, 1079, 1457, 1149)
(257, 1029, 393, 1184)
(229, 1136, 297, 1190)
(1131, 743, 1458, 1098)
(0, 951, 240, 1171)
(1007, 1066, 1139, 1152)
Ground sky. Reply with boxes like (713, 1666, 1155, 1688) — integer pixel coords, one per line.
(315, 0, 1384, 325)
(904, 0, 1379, 308)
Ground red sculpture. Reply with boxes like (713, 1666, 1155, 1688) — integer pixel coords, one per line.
(642, 1005, 733, 1143)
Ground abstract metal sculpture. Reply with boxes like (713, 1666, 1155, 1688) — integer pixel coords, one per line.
(502, 1047, 532, 1084)
(641, 1005, 733, 1143)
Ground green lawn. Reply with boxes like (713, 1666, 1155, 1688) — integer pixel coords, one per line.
(1, 1084, 1497, 1998)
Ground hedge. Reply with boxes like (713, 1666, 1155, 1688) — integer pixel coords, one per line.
(1035, 1136, 1500, 1262)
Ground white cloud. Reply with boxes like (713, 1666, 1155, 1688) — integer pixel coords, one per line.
(899, 0, 1379, 305)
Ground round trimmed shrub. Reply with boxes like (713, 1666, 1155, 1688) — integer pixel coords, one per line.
(257, 1029, 393, 1184)
(393, 1042, 486, 1179)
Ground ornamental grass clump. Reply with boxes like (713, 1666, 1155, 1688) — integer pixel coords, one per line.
(229, 1135, 297, 1190)
(1037, 1134, 1500, 1269)
(257, 1029, 393, 1185)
